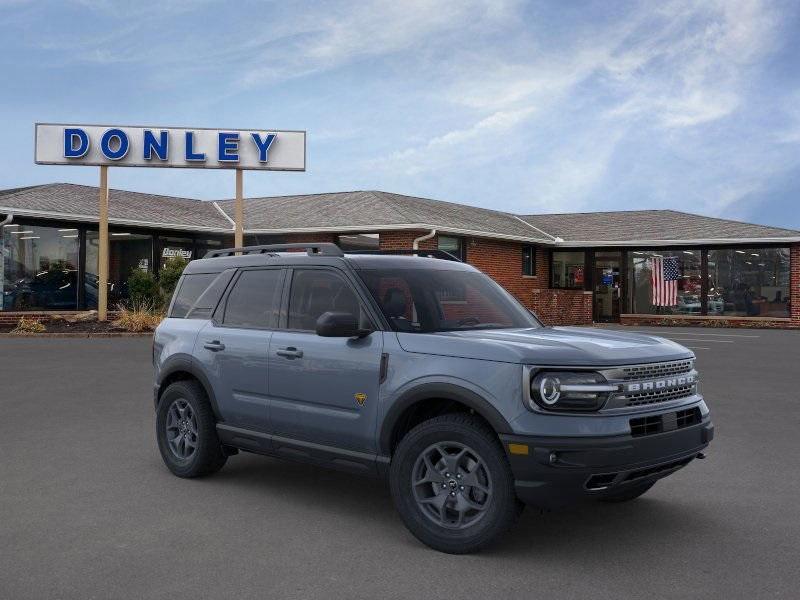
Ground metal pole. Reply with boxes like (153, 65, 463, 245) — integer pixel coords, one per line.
(98, 166, 109, 321)
(235, 168, 244, 250)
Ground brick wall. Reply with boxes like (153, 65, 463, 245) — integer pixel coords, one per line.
(531, 289, 594, 326)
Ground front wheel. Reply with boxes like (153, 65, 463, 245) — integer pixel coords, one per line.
(156, 380, 227, 478)
(390, 414, 521, 554)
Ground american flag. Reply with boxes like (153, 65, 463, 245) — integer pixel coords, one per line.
(651, 256, 679, 306)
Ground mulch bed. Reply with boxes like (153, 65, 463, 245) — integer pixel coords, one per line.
(0, 318, 151, 335)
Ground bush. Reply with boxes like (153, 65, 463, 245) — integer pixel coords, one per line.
(127, 268, 161, 307)
(113, 301, 163, 332)
(11, 317, 46, 334)
(159, 257, 187, 299)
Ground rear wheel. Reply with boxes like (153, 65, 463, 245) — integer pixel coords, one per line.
(156, 380, 227, 478)
(599, 481, 655, 503)
(390, 414, 520, 554)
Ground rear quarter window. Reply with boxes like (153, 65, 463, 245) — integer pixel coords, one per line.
(169, 273, 219, 318)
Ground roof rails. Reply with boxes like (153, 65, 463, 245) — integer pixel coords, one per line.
(204, 242, 344, 258)
(345, 248, 462, 262)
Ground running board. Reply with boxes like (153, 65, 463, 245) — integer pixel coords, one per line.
(216, 423, 389, 478)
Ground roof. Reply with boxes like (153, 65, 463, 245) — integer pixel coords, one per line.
(1, 183, 798, 245)
(215, 190, 551, 243)
(0, 183, 230, 232)
(520, 209, 800, 245)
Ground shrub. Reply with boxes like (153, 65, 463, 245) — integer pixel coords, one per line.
(113, 301, 163, 333)
(159, 257, 187, 299)
(127, 268, 161, 307)
(11, 317, 46, 334)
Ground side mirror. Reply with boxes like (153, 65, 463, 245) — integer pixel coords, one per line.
(315, 311, 372, 338)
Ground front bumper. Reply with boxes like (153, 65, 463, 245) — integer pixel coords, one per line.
(500, 416, 713, 508)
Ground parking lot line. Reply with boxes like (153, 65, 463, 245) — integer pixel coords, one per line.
(683, 346, 711, 350)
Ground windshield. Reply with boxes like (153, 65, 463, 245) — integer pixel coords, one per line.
(358, 268, 541, 333)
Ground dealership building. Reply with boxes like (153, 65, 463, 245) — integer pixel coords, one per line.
(1, 182, 798, 328)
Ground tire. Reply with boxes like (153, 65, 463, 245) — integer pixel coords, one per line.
(156, 380, 227, 478)
(389, 413, 520, 554)
(599, 481, 655, 503)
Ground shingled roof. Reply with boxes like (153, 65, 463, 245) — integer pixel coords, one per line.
(1, 183, 798, 244)
(215, 190, 551, 242)
(0, 183, 230, 231)
(519, 210, 800, 244)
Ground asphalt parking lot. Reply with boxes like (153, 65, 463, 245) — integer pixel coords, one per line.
(1, 327, 799, 599)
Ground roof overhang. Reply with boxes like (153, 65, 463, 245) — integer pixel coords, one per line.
(244, 222, 551, 244)
(0, 206, 230, 234)
(552, 237, 800, 246)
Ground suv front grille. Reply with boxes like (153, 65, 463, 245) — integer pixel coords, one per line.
(619, 360, 694, 381)
(603, 359, 698, 408)
(623, 384, 696, 406)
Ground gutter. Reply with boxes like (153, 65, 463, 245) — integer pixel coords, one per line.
(212, 201, 236, 230)
(413, 228, 437, 250)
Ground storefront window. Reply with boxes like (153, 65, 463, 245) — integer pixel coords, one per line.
(438, 236, 466, 261)
(196, 236, 233, 258)
(551, 251, 585, 289)
(338, 233, 379, 251)
(1, 223, 80, 310)
(159, 236, 194, 269)
(85, 230, 153, 308)
(707, 248, 790, 318)
(629, 250, 702, 315)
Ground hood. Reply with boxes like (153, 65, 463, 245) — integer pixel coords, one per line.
(396, 326, 693, 366)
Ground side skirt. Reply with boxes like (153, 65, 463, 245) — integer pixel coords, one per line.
(216, 423, 391, 478)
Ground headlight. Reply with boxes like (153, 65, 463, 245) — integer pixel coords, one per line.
(529, 371, 617, 412)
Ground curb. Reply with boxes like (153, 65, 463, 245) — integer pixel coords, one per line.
(0, 332, 154, 338)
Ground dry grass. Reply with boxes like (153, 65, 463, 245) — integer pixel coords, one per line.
(11, 317, 46, 334)
(113, 302, 164, 333)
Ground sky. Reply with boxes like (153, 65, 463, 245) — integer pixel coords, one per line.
(1, 0, 799, 229)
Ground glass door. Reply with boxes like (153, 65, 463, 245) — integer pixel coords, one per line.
(593, 251, 622, 322)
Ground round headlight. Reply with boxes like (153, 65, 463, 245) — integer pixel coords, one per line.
(529, 370, 614, 411)
(538, 376, 561, 405)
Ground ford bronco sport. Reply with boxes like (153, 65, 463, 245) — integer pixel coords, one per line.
(153, 243, 713, 554)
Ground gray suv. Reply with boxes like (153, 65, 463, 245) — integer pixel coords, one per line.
(153, 243, 713, 554)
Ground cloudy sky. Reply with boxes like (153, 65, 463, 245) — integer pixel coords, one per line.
(1, 0, 798, 228)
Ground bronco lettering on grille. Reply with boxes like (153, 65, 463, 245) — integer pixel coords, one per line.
(624, 373, 695, 394)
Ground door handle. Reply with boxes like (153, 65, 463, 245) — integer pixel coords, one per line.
(203, 340, 226, 351)
(276, 347, 303, 359)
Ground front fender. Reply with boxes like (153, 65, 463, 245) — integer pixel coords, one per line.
(378, 381, 514, 455)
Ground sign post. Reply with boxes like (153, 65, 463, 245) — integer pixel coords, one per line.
(98, 166, 109, 321)
(235, 169, 244, 249)
(34, 123, 306, 320)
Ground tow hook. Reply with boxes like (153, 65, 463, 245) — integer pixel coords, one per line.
(696, 452, 707, 460)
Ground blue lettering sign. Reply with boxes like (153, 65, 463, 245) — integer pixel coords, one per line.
(143, 130, 168, 161)
(218, 132, 239, 162)
(251, 133, 276, 162)
(185, 131, 205, 161)
(64, 128, 89, 158)
(100, 128, 129, 160)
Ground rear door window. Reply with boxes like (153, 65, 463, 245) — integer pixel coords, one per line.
(222, 269, 283, 329)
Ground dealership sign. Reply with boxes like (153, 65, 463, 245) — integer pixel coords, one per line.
(34, 123, 306, 171)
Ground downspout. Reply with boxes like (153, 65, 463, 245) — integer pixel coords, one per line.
(412, 228, 437, 250)
(0, 213, 12, 226)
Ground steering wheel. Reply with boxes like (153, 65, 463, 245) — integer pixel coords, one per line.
(456, 316, 481, 327)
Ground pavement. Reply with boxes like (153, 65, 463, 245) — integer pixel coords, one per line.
(1, 328, 799, 599)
